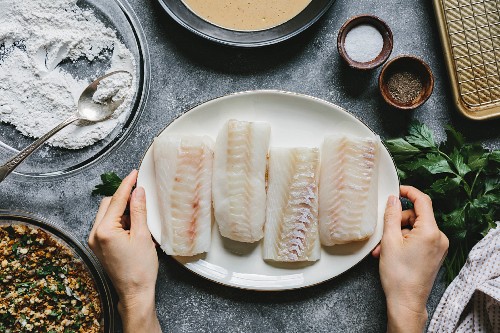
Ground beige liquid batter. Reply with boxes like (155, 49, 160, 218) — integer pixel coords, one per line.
(182, 0, 313, 31)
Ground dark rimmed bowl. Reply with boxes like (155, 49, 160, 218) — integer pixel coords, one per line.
(337, 14, 393, 70)
(156, 0, 335, 47)
(379, 55, 434, 110)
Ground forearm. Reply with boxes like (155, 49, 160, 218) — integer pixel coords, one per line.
(386, 301, 427, 333)
(118, 294, 162, 333)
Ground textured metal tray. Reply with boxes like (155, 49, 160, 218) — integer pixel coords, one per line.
(433, 0, 500, 120)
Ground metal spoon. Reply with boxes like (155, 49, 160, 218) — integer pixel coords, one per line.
(0, 70, 131, 182)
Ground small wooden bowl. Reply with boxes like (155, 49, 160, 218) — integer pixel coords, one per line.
(379, 55, 434, 110)
(337, 15, 393, 70)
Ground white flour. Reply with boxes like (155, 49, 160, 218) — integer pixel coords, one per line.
(93, 72, 133, 104)
(0, 0, 136, 149)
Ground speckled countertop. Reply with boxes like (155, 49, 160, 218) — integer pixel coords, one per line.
(1, 0, 499, 332)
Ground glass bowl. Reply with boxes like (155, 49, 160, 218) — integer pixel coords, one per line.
(0, 209, 115, 332)
(0, 0, 150, 181)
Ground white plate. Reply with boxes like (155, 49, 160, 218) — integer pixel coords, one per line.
(137, 90, 399, 291)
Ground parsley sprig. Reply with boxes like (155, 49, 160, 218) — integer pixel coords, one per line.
(385, 122, 499, 283)
(92, 172, 122, 196)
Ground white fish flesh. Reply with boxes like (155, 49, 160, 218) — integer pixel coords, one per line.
(212, 119, 271, 243)
(263, 147, 321, 262)
(153, 135, 213, 256)
(319, 136, 379, 246)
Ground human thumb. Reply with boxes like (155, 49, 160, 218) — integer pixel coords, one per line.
(382, 195, 402, 242)
(130, 186, 149, 237)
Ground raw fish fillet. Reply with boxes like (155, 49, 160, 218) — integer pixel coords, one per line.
(153, 135, 214, 256)
(319, 136, 379, 246)
(212, 119, 271, 243)
(264, 147, 321, 262)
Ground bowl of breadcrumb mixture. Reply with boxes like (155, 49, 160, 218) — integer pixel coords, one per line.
(0, 211, 114, 332)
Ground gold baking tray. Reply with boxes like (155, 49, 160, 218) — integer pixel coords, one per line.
(433, 0, 500, 120)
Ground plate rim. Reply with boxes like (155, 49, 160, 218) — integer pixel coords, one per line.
(155, 0, 336, 47)
(137, 90, 400, 291)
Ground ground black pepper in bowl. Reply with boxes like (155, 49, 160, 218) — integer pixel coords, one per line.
(379, 55, 434, 110)
(387, 72, 423, 104)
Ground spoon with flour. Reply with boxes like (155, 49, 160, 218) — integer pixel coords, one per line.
(0, 70, 131, 183)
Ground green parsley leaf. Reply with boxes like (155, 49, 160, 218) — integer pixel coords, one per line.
(490, 151, 500, 163)
(430, 177, 461, 195)
(92, 172, 123, 196)
(472, 193, 499, 209)
(404, 153, 454, 175)
(450, 149, 471, 177)
(483, 219, 498, 237)
(484, 177, 499, 194)
(15, 281, 34, 288)
(467, 152, 489, 171)
(397, 168, 408, 180)
(441, 208, 467, 241)
(37, 265, 56, 276)
(406, 121, 437, 149)
(384, 138, 420, 155)
(444, 125, 465, 150)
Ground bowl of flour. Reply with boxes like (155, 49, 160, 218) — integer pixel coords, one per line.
(0, 0, 149, 179)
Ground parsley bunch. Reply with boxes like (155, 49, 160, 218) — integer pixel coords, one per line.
(385, 122, 499, 283)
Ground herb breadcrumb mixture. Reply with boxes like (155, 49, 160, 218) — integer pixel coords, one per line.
(0, 224, 102, 332)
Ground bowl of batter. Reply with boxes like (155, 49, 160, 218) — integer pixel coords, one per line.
(156, 0, 336, 47)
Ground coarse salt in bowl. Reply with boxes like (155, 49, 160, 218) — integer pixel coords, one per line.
(337, 15, 393, 70)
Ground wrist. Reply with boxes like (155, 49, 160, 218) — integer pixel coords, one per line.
(386, 300, 427, 333)
(118, 287, 156, 310)
(118, 291, 161, 333)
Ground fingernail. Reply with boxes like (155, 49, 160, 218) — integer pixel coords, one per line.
(134, 186, 145, 200)
(128, 169, 137, 177)
(387, 195, 398, 207)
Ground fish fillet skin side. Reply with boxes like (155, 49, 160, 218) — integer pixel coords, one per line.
(153, 135, 214, 256)
(212, 119, 271, 243)
(318, 136, 380, 246)
(264, 147, 321, 262)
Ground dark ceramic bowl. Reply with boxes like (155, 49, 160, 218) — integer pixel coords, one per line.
(337, 14, 393, 70)
(379, 55, 434, 110)
(156, 0, 335, 47)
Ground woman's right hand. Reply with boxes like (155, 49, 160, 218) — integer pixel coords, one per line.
(372, 185, 449, 333)
(88, 170, 161, 333)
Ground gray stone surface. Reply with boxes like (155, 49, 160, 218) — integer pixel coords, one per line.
(1, 0, 499, 332)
